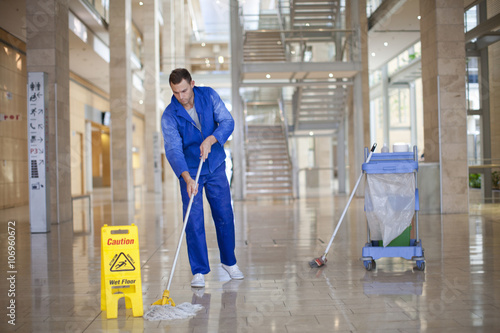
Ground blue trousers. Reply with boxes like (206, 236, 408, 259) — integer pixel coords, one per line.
(179, 162, 236, 275)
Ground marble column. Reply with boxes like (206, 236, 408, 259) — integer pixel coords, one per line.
(26, 0, 72, 224)
(347, 0, 370, 195)
(143, 0, 162, 194)
(161, 0, 175, 72)
(109, 0, 134, 203)
(420, 0, 468, 213)
(173, 0, 186, 69)
(488, 3, 500, 181)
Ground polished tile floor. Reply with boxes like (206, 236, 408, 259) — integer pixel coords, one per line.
(1, 187, 500, 332)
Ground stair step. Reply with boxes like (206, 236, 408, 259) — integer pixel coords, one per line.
(246, 188, 293, 195)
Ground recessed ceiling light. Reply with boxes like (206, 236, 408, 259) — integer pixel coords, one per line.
(417, 16, 421, 20)
(384, 42, 388, 46)
(309, 131, 314, 136)
(139, 100, 143, 104)
(371, 52, 376, 57)
(329, 73, 333, 78)
(201, 42, 206, 47)
(266, 74, 271, 79)
(139, 1, 144, 5)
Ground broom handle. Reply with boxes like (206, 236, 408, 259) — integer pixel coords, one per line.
(166, 158, 204, 291)
(322, 143, 377, 259)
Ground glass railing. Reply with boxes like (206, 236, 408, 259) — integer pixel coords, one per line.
(239, 6, 358, 63)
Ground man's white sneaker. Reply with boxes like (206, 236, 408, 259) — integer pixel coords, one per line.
(222, 264, 244, 280)
(191, 273, 205, 288)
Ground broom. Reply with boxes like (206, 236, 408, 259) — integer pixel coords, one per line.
(310, 143, 377, 268)
(144, 159, 204, 320)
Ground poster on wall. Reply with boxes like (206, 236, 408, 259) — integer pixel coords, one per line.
(28, 72, 50, 233)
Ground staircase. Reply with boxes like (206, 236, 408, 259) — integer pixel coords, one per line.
(243, 31, 287, 62)
(245, 125, 293, 198)
(291, 0, 341, 29)
(294, 85, 347, 131)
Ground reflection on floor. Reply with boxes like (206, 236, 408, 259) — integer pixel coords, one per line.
(1, 187, 500, 332)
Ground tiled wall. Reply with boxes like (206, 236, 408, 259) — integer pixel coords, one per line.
(0, 29, 28, 209)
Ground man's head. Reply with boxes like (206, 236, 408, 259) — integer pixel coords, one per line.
(169, 68, 195, 109)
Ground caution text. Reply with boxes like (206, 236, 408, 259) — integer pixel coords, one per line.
(107, 238, 135, 246)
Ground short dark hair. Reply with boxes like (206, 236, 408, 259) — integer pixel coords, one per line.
(169, 68, 192, 85)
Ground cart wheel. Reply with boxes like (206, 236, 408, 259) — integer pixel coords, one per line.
(364, 259, 376, 271)
(415, 260, 425, 271)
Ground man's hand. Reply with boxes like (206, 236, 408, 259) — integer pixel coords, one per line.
(181, 172, 198, 198)
(200, 135, 218, 161)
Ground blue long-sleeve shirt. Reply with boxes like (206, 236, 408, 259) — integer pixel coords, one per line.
(161, 86, 234, 178)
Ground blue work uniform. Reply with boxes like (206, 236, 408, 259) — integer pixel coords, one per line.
(161, 86, 237, 275)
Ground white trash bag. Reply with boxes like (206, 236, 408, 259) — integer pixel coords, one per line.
(364, 173, 415, 246)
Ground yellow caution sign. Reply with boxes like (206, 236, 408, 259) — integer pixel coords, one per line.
(101, 224, 143, 319)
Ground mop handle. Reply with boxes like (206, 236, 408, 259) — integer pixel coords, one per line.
(166, 158, 204, 291)
(322, 143, 377, 259)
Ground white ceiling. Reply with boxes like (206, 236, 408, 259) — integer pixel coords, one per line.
(367, 0, 421, 71)
(0, 0, 424, 94)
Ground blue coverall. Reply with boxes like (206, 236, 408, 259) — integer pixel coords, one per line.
(161, 86, 237, 275)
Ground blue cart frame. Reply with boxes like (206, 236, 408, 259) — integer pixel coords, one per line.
(361, 146, 425, 271)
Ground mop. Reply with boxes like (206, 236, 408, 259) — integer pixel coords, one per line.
(144, 159, 205, 321)
(310, 143, 377, 268)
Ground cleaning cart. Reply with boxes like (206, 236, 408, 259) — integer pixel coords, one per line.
(361, 145, 425, 271)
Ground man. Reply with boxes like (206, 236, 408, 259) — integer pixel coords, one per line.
(161, 68, 243, 288)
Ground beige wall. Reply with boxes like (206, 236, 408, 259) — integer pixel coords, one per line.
(69, 74, 109, 194)
(0, 29, 28, 209)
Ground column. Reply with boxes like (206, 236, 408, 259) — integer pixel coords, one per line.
(143, 0, 162, 194)
(420, 0, 468, 213)
(109, 0, 134, 203)
(173, 0, 186, 68)
(26, 0, 72, 224)
(230, 0, 245, 200)
(347, 0, 370, 195)
(161, 0, 175, 71)
(337, 118, 346, 193)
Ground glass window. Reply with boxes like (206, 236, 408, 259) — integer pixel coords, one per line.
(466, 57, 480, 110)
(389, 88, 410, 128)
(464, 5, 478, 33)
(467, 115, 482, 165)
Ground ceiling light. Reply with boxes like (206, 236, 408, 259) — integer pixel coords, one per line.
(139, 100, 143, 104)
(417, 16, 421, 20)
(384, 42, 388, 46)
(306, 23, 310, 26)
(218, 56, 224, 64)
(201, 42, 206, 47)
(266, 74, 271, 79)
(139, 1, 143, 5)
(371, 52, 376, 57)
(309, 131, 314, 136)
(329, 73, 333, 78)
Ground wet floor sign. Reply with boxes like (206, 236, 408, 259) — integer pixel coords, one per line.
(101, 224, 143, 319)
